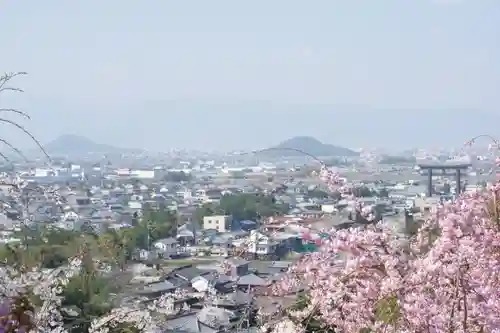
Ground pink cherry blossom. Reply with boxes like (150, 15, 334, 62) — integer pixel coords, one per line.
(264, 163, 500, 333)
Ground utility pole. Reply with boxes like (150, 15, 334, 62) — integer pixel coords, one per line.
(147, 219, 151, 252)
(22, 189, 31, 251)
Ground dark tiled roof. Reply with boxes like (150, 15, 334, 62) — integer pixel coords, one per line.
(237, 273, 269, 287)
(173, 266, 209, 281)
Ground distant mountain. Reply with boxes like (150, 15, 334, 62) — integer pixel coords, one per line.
(42, 134, 140, 155)
(265, 136, 359, 157)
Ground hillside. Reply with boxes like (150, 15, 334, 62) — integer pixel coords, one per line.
(43, 135, 137, 155)
(265, 136, 358, 157)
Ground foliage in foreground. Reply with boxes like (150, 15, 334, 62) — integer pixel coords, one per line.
(259, 167, 500, 333)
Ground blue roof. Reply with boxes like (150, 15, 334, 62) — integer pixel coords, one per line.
(231, 219, 257, 231)
(240, 220, 256, 225)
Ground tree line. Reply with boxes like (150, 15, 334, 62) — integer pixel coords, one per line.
(194, 193, 290, 222)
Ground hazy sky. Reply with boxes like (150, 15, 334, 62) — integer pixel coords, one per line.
(1, 1, 499, 151)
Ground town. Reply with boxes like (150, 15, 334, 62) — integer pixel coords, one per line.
(0, 135, 496, 332)
(1, 1, 497, 330)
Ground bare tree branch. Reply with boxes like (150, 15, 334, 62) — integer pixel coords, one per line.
(0, 72, 27, 93)
(0, 118, 50, 161)
(0, 151, 10, 163)
(0, 138, 29, 162)
(0, 72, 51, 163)
(0, 108, 31, 120)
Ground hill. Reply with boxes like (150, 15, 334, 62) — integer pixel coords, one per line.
(42, 135, 139, 155)
(265, 136, 358, 157)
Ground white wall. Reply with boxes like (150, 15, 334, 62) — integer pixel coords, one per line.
(130, 170, 155, 179)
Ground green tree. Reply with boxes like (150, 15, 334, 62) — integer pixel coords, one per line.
(443, 183, 451, 194)
(307, 189, 329, 199)
(378, 188, 389, 198)
(352, 186, 374, 198)
(217, 193, 289, 221)
(283, 295, 336, 333)
(477, 180, 487, 188)
(230, 171, 246, 179)
(38, 244, 70, 268)
(1, 228, 90, 270)
(98, 204, 180, 261)
(163, 171, 192, 182)
(141, 204, 178, 241)
(0, 244, 41, 269)
(98, 228, 138, 270)
(62, 247, 115, 333)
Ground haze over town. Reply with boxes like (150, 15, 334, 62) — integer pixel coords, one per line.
(0, 2, 500, 333)
(1, 0, 499, 151)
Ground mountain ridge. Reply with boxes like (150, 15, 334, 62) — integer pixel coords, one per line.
(265, 136, 359, 157)
(42, 134, 142, 155)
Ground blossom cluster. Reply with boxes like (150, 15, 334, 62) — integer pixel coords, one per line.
(265, 164, 500, 333)
(0, 260, 188, 333)
(0, 258, 81, 333)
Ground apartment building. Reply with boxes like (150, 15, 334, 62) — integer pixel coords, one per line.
(203, 215, 232, 233)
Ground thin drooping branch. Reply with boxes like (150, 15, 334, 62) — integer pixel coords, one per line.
(0, 72, 27, 93)
(0, 108, 31, 120)
(0, 72, 51, 162)
(0, 151, 10, 163)
(0, 118, 50, 161)
(0, 138, 29, 162)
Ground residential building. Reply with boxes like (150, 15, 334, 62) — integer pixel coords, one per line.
(321, 203, 337, 214)
(203, 215, 232, 233)
(246, 230, 278, 255)
(153, 237, 178, 256)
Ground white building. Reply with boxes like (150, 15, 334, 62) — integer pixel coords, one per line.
(130, 170, 155, 179)
(246, 230, 278, 255)
(203, 215, 232, 233)
(154, 238, 178, 256)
